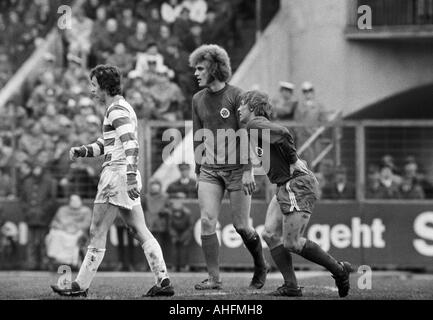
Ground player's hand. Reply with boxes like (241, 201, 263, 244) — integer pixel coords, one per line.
(69, 146, 86, 161)
(127, 174, 140, 200)
(290, 159, 309, 176)
(242, 170, 256, 196)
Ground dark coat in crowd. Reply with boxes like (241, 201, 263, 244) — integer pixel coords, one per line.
(21, 169, 57, 226)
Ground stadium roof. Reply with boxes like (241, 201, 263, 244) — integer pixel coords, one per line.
(347, 83, 433, 119)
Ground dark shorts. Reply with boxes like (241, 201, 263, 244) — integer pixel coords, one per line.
(198, 167, 244, 192)
(276, 173, 319, 215)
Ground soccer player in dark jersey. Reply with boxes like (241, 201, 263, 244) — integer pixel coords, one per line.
(50, 65, 174, 297)
(238, 90, 352, 297)
(190, 45, 268, 290)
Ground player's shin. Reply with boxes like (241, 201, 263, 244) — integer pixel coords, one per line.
(236, 228, 267, 269)
(142, 237, 169, 286)
(201, 233, 220, 281)
(297, 239, 343, 276)
(75, 247, 106, 290)
(270, 245, 298, 287)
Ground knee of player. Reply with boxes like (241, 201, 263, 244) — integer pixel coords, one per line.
(201, 217, 217, 232)
(261, 229, 277, 244)
(283, 239, 303, 253)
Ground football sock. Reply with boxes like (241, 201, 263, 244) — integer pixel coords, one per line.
(298, 240, 343, 276)
(75, 247, 106, 290)
(201, 233, 220, 281)
(237, 228, 267, 269)
(270, 245, 298, 287)
(142, 238, 169, 286)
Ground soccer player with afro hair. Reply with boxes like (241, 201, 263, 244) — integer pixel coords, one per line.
(189, 45, 269, 290)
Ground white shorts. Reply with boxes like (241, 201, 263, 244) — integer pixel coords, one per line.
(94, 165, 142, 210)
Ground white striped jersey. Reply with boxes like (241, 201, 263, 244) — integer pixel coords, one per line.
(83, 96, 139, 175)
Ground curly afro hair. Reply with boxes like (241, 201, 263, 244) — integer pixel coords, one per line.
(241, 90, 273, 120)
(89, 65, 122, 97)
(189, 44, 232, 83)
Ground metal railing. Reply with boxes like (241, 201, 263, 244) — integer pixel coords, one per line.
(1, 119, 433, 203)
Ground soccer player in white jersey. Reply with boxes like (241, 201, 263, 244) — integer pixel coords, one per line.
(51, 65, 174, 297)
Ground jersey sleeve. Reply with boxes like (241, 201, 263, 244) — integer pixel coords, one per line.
(247, 118, 298, 164)
(107, 105, 139, 175)
(83, 137, 105, 157)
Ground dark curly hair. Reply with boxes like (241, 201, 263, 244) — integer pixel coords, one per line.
(189, 44, 232, 83)
(89, 65, 122, 97)
(241, 90, 273, 120)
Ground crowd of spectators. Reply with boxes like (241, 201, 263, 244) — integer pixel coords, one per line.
(365, 155, 433, 200)
(59, 0, 249, 121)
(0, 0, 69, 83)
(0, 0, 256, 202)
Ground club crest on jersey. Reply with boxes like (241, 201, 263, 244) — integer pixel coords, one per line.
(255, 147, 263, 158)
(220, 108, 230, 119)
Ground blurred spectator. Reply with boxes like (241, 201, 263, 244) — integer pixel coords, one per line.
(18, 121, 51, 161)
(157, 24, 180, 57)
(173, 7, 193, 46)
(134, 42, 169, 78)
(143, 179, 172, 261)
(26, 71, 63, 118)
(91, 18, 123, 65)
(60, 160, 99, 199)
(294, 82, 329, 167)
(164, 42, 196, 116)
(126, 88, 155, 120)
(83, 0, 101, 20)
(21, 164, 57, 270)
(64, 6, 93, 67)
(204, 0, 236, 48)
(403, 156, 433, 198)
(0, 220, 19, 269)
(150, 71, 185, 121)
(0, 136, 14, 170)
(183, 0, 208, 24)
(161, 0, 183, 25)
(166, 163, 197, 199)
(39, 103, 70, 136)
(0, 168, 13, 199)
(366, 164, 382, 199)
(183, 23, 203, 53)
(45, 194, 91, 269)
(135, 0, 154, 21)
(272, 82, 298, 120)
(322, 166, 356, 200)
(380, 154, 402, 185)
(400, 176, 425, 199)
(118, 8, 136, 36)
(126, 20, 155, 54)
(62, 54, 88, 94)
(148, 6, 163, 38)
(106, 42, 134, 77)
(0, 51, 13, 88)
(378, 165, 401, 199)
(168, 201, 194, 271)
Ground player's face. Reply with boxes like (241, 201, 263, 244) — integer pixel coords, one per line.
(238, 100, 252, 124)
(90, 76, 104, 103)
(194, 61, 211, 87)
